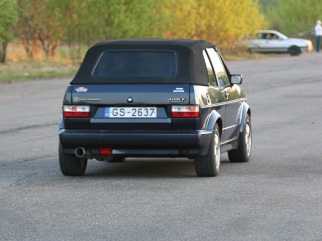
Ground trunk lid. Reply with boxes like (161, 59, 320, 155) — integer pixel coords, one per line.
(71, 84, 190, 130)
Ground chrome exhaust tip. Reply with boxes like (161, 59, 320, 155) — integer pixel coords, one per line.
(75, 147, 86, 158)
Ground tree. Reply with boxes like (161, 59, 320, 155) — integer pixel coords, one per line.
(265, 0, 322, 37)
(15, 0, 63, 59)
(83, 0, 165, 41)
(56, 0, 165, 63)
(258, 0, 279, 12)
(36, 0, 63, 58)
(161, 0, 267, 54)
(0, 0, 18, 63)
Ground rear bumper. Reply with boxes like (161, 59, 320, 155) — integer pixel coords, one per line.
(299, 46, 310, 53)
(59, 129, 212, 156)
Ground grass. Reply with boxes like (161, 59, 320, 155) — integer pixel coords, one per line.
(0, 43, 81, 83)
(0, 61, 78, 83)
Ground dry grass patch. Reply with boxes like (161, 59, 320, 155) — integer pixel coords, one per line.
(0, 61, 78, 83)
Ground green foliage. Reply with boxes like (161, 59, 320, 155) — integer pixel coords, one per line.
(55, 0, 165, 62)
(265, 0, 322, 36)
(0, 0, 18, 42)
(90, 0, 165, 40)
(258, 0, 279, 12)
(63, 0, 165, 41)
(0, 0, 18, 63)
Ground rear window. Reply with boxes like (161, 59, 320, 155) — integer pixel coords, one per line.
(93, 51, 177, 78)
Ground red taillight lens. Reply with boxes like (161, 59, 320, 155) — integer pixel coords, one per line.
(100, 147, 112, 155)
(63, 105, 90, 118)
(171, 105, 200, 118)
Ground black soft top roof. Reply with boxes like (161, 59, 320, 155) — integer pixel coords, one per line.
(71, 39, 216, 86)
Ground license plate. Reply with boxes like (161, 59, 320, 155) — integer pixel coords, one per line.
(105, 107, 157, 118)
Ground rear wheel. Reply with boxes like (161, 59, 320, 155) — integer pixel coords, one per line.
(228, 114, 252, 162)
(194, 124, 221, 177)
(59, 144, 87, 176)
(288, 46, 300, 56)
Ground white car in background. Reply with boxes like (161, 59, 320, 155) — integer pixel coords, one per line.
(248, 30, 313, 56)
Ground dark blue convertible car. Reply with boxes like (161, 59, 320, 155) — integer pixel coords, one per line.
(59, 39, 252, 177)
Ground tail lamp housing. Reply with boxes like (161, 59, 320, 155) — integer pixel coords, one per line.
(100, 147, 112, 155)
(171, 105, 200, 118)
(63, 105, 90, 118)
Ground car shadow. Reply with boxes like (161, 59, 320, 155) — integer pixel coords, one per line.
(85, 157, 230, 179)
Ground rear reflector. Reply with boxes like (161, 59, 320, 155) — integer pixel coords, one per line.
(100, 147, 112, 155)
(171, 105, 200, 118)
(63, 105, 90, 118)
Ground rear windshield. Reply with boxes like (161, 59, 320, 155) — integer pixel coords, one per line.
(92, 51, 177, 78)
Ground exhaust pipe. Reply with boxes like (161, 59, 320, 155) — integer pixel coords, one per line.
(75, 147, 92, 159)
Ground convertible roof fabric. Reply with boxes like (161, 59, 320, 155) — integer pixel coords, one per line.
(71, 39, 216, 86)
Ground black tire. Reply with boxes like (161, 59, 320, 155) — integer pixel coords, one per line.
(194, 124, 221, 177)
(288, 46, 300, 56)
(228, 114, 252, 162)
(59, 144, 87, 176)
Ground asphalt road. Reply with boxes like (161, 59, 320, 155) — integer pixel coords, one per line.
(1, 53, 322, 241)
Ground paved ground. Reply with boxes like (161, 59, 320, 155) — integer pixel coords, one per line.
(1, 53, 322, 241)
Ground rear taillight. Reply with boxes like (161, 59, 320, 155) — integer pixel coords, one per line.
(63, 105, 90, 118)
(171, 105, 200, 118)
(100, 147, 112, 155)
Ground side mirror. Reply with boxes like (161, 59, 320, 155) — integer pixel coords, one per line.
(230, 74, 243, 85)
